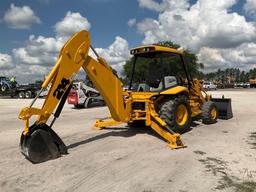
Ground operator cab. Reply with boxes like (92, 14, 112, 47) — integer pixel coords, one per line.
(129, 45, 192, 92)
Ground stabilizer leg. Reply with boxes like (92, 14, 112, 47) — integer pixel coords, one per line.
(149, 103, 186, 149)
(150, 120, 186, 149)
(94, 117, 124, 130)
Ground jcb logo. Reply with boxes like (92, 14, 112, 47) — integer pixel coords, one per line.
(53, 78, 70, 100)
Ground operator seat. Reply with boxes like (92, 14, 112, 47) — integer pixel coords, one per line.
(137, 83, 151, 92)
(151, 76, 178, 92)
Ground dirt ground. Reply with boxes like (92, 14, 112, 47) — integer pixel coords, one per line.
(0, 89, 256, 192)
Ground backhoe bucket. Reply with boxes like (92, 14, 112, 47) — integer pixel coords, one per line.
(20, 123, 67, 163)
(211, 98, 233, 120)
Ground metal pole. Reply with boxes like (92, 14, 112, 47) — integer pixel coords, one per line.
(90, 45, 100, 59)
(129, 56, 137, 90)
(29, 88, 45, 108)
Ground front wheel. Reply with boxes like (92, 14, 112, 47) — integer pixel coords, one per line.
(202, 101, 218, 124)
(74, 104, 84, 109)
(159, 95, 192, 133)
(1, 84, 8, 92)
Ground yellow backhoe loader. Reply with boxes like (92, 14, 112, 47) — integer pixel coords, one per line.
(18, 31, 233, 163)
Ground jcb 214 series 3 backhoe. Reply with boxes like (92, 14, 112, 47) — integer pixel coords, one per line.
(18, 31, 233, 163)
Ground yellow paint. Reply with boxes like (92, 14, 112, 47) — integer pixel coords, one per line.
(161, 86, 188, 95)
(18, 30, 216, 151)
(210, 106, 217, 120)
(148, 102, 186, 149)
(130, 45, 183, 55)
(94, 119, 123, 129)
(176, 104, 188, 126)
(82, 56, 131, 122)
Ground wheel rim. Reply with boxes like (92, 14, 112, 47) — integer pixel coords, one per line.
(210, 106, 217, 120)
(19, 92, 24, 98)
(1, 86, 6, 91)
(176, 104, 188, 126)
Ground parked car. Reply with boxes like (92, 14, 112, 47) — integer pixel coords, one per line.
(234, 82, 241, 88)
(235, 82, 250, 88)
(203, 81, 217, 90)
(243, 82, 250, 88)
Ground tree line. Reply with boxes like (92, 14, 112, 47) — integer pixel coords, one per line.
(121, 41, 255, 84)
(202, 68, 256, 83)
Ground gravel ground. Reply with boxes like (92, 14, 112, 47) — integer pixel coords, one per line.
(0, 89, 255, 192)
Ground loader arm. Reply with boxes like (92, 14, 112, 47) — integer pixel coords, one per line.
(18, 31, 131, 163)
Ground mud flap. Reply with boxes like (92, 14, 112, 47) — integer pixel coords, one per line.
(20, 123, 67, 163)
(211, 98, 233, 120)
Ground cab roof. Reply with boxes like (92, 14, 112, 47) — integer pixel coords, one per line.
(130, 45, 183, 55)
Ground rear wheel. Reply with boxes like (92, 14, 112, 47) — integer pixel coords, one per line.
(25, 91, 32, 98)
(84, 98, 92, 108)
(159, 95, 192, 133)
(202, 101, 218, 124)
(18, 91, 25, 98)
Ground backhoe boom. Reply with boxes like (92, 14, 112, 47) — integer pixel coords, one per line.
(19, 31, 131, 163)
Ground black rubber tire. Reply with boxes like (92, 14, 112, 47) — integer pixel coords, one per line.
(87, 81, 94, 88)
(99, 100, 105, 106)
(84, 98, 93, 108)
(25, 91, 32, 98)
(74, 104, 84, 109)
(19, 91, 25, 99)
(159, 95, 192, 133)
(1, 84, 8, 92)
(201, 101, 218, 124)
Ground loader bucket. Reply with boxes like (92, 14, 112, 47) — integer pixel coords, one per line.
(20, 123, 67, 163)
(211, 98, 233, 120)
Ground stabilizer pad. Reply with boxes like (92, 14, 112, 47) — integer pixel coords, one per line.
(20, 123, 67, 163)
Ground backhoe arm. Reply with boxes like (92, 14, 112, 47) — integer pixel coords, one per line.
(82, 56, 131, 122)
(19, 31, 89, 128)
(19, 30, 130, 131)
(18, 30, 131, 163)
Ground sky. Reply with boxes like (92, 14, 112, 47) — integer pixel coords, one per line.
(0, 0, 256, 83)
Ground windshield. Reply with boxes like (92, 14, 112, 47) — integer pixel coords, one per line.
(129, 52, 188, 92)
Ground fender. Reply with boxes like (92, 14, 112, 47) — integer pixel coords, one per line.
(160, 86, 189, 95)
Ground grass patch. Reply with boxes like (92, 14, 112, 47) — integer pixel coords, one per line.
(248, 132, 256, 149)
(249, 132, 256, 138)
(194, 150, 206, 155)
(198, 157, 228, 176)
(217, 175, 256, 192)
(198, 157, 256, 191)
